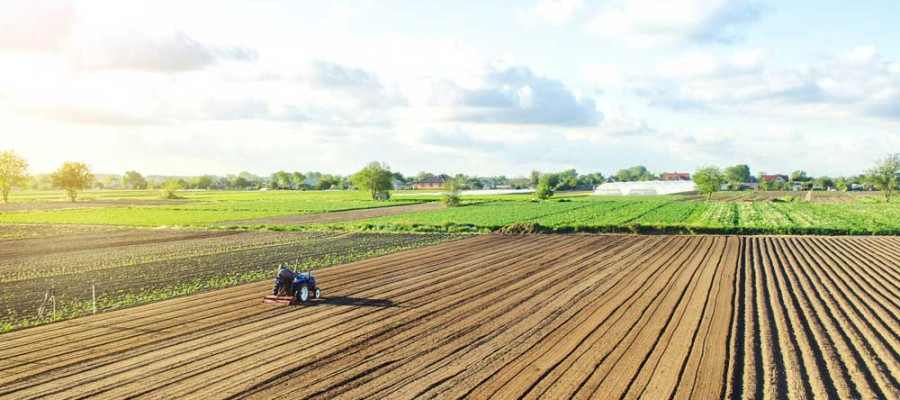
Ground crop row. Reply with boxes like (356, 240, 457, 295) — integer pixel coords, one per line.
(338, 199, 900, 235)
(0, 230, 460, 333)
(0, 199, 420, 227)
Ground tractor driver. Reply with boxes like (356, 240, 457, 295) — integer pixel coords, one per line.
(277, 264, 295, 281)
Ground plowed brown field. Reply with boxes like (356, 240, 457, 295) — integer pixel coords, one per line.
(1, 234, 898, 399)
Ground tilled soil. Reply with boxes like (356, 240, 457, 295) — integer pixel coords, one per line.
(0, 228, 455, 329)
(0, 234, 898, 399)
(215, 201, 444, 226)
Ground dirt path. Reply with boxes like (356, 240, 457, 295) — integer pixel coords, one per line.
(214, 201, 443, 226)
(1, 235, 898, 399)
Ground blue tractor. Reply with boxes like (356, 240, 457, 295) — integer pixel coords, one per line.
(263, 264, 322, 305)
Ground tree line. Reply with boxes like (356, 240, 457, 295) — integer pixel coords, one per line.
(1, 150, 898, 203)
(693, 154, 900, 202)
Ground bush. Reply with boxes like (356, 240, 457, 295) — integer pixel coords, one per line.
(442, 178, 462, 207)
(535, 175, 554, 200)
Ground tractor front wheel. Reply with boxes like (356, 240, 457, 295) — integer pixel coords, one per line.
(297, 284, 310, 303)
(314, 288, 322, 299)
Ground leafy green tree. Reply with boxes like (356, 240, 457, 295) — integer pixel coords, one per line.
(415, 171, 434, 181)
(815, 176, 834, 190)
(578, 172, 604, 188)
(193, 175, 215, 190)
(530, 170, 541, 188)
(535, 174, 554, 200)
(835, 176, 848, 191)
(51, 162, 94, 202)
(725, 164, 751, 186)
(161, 178, 184, 199)
(791, 170, 809, 182)
(757, 172, 770, 191)
(0, 150, 29, 202)
(291, 172, 306, 189)
(693, 166, 725, 201)
(441, 178, 462, 207)
(29, 173, 52, 190)
(231, 176, 250, 189)
(316, 174, 336, 190)
(352, 161, 393, 199)
(616, 165, 653, 182)
(868, 153, 900, 202)
(275, 170, 292, 189)
(102, 175, 118, 189)
(122, 171, 147, 189)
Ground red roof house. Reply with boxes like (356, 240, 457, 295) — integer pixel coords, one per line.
(661, 172, 691, 181)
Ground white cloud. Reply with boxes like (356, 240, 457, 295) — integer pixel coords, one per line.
(0, 0, 75, 52)
(450, 65, 602, 126)
(585, 0, 766, 46)
(525, 0, 583, 25)
(582, 64, 623, 86)
(69, 31, 256, 72)
(633, 46, 900, 121)
(653, 49, 763, 78)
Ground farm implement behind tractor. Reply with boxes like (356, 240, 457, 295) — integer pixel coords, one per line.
(263, 264, 322, 305)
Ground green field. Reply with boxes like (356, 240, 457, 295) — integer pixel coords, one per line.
(337, 197, 900, 235)
(2, 189, 898, 235)
(0, 199, 422, 226)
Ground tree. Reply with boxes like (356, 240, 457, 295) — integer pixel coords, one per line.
(791, 170, 809, 182)
(835, 176, 848, 191)
(815, 176, 834, 190)
(29, 173, 52, 190)
(231, 176, 250, 189)
(441, 178, 462, 207)
(578, 172, 604, 189)
(868, 153, 900, 202)
(194, 175, 216, 190)
(51, 162, 93, 202)
(616, 165, 653, 182)
(415, 171, 434, 182)
(725, 164, 751, 187)
(351, 161, 393, 199)
(122, 171, 147, 189)
(316, 174, 336, 190)
(694, 166, 725, 201)
(0, 150, 29, 202)
(275, 170, 292, 189)
(161, 178, 184, 199)
(757, 172, 770, 191)
(535, 174, 554, 200)
(530, 170, 541, 188)
(102, 175, 118, 189)
(291, 172, 306, 189)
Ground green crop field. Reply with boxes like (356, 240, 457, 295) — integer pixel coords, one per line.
(335, 197, 900, 235)
(3, 189, 898, 235)
(0, 198, 421, 226)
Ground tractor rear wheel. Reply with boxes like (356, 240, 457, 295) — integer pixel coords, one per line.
(297, 284, 310, 302)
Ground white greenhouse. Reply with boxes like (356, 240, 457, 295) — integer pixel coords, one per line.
(593, 180, 697, 196)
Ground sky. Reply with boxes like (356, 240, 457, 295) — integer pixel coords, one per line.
(1, 0, 899, 178)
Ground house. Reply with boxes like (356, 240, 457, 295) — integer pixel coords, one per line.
(761, 174, 789, 183)
(661, 172, 691, 181)
(409, 174, 449, 190)
(392, 179, 410, 191)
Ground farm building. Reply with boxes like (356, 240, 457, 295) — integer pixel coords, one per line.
(594, 180, 697, 196)
(761, 174, 789, 183)
(409, 174, 449, 190)
(392, 179, 410, 190)
(660, 172, 691, 181)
